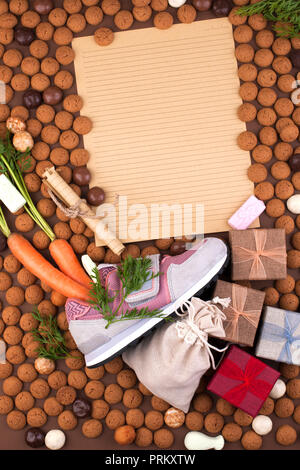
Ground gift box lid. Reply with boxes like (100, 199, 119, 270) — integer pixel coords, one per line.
(256, 306, 300, 366)
(229, 228, 287, 281)
(212, 280, 265, 347)
(207, 345, 280, 417)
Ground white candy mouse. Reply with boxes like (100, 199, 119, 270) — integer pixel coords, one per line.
(252, 415, 273, 436)
(269, 378, 286, 399)
(184, 431, 225, 450)
(45, 429, 66, 450)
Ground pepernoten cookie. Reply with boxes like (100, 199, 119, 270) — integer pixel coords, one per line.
(154, 12, 173, 29)
(94, 27, 114, 46)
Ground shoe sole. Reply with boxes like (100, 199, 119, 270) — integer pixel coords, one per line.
(85, 249, 229, 368)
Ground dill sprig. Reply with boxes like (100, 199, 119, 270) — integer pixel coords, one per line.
(88, 256, 168, 328)
(31, 309, 71, 361)
(237, 0, 300, 37)
(0, 132, 55, 241)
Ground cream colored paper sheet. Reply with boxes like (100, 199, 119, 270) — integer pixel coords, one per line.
(73, 18, 257, 245)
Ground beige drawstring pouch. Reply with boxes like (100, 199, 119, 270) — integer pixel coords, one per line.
(123, 297, 229, 413)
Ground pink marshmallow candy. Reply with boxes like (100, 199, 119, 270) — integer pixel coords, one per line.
(228, 195, 266, 230)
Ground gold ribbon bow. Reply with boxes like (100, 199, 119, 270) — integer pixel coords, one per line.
(224, 284, 260, 343)
(232, 230, 286, 280)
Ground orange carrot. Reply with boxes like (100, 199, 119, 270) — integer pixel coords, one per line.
(49, 239, 91, 289)
(7, 233, 90, 302)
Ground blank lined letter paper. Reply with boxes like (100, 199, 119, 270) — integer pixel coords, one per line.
(72, 18, 257, 246)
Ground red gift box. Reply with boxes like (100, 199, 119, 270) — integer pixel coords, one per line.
(207, 345, 280, 417)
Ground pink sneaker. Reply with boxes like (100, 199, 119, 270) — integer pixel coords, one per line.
(66, 237, 228, 367)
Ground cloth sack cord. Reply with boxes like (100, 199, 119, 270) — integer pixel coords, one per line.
(175, 297, 230, 369)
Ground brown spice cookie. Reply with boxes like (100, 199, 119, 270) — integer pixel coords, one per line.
(41, 57, 60, 76)
(36, 22, 54, 41)
(11, 73, 30, 91)
(266, 198, 285, 218)
(254, 181, 274, 201)
(53, 26, 73, 46)
(82, 419, 103, 438)
(254, 48, 274, 67)
(31, 73, 50, 92)
(280, 293, 299, 311)
(73, 116, 92, 134)
(239, 82, 258, 101)
(29, 39, 48, 59)
(252, 145, 272, 163)
(271, 161, 291, 180)
(274, 97, 294, 117)
(235, 44, 255, 63)
(257, 108, 277, 126)
(3, 48, 22, 67)
(56, 45, 75, 65)
(114, 10, 134, 30)
(238, 63, 257, 82)
(273, 56, 292, 75)
(275, 215, 295, 234)
(36, 104, 55, 123)
(256, 29, 274, 48)
(257, 88, 277, 107)
(247, 163, 267, 183)
(102, 0, 120, 15)
(153, 11, 173, 29)
(274, 142, 293, 161)
(272, 37, 291, 55)
(133, 6, 152, 22)
(54, 70, 73, 90)
(237, 131, 257, 151)
(177, 5, 196, 23)
(58, 410, 77, 430)
(257, 68, 277, 87)
(94, 27, 114, 46)
(85, 6, 103, 24)
(234, 24, 253, 43)
(151, 0, 167, 11)
(276, 425, 297, 446)
(48, 8, 67, 27)
(67, 14, 86, 33)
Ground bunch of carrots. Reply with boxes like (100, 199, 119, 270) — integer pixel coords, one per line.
(0, 131, 92, 302)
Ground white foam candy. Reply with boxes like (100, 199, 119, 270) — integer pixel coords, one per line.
(45, 429, 66, 450)
(252, 415, 273, 436)
(168, 0, 187, 7)
(269, 378, 286, 399)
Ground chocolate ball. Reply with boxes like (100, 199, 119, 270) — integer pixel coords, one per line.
(73, 167, 91, 186)
(15, 28, 34, 46)
(0, 232, 7, 252)
(290, 154, 300, 172)
(87, 187, 105, 206)
(170, 241, 186, 255)
(193, 0, 212, 11)
(23, 90, 42, 109)
(290, 50, 300, 69)
(32, 0, 54, 15)
(43, 86, 63, 106)
(212, 0, 231, 17)
(72, 398, 91, 418)
(25, 428, 45, 448)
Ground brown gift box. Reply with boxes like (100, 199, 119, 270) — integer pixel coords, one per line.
(229, 228, 287, 281)
(212, 280, 265, 346)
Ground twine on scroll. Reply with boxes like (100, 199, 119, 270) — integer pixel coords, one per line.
(224, 285, 260, 343)
(47, 187, 100, 219)
(232, 230, 287, 279)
